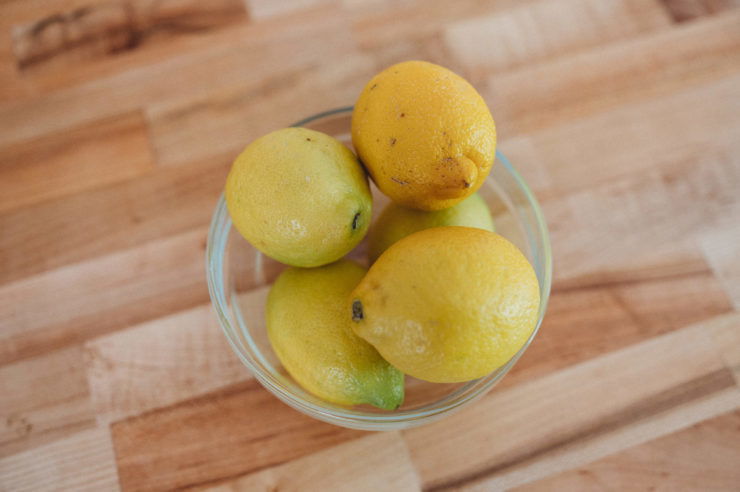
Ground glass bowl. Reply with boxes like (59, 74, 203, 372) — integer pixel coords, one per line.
(206, 107, 552, 431)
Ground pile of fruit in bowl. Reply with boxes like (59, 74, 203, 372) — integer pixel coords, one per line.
(224, 61, 540, 410)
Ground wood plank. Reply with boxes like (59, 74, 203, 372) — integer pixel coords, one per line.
(146, 55, 377, 166)
(516, 69, 740, 200)
(244, 0, 335, 20)
(503, 268, 733, 389)
(0, 228, 209, 365)
(0, 153, 228, 286)
(443, 0, 671, 76)
(0, 427, 119, 492)
(545, 143, 740, 286)
(705, 312, 740, 385)
(0, 346, 94, 458)
(404, 313, 740, 490)
(10, 0, 248, 75)
(516, 409, 740, 491)
(0, 111, 154, 214)
(659, 0, 740, 21)
(700, 207, 740, 311)
(203, 432, 420, 492)
(351, 0, 526, 49)
(0, 2, 342, 102)
(85, 302, 252, 424)
(486, 11, 740, 139)
(0, 12, 355, 145)
(111, 379, 365, 492)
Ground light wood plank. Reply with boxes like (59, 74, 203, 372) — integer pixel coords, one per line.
(0, 346, 94, 457)
(700, 207, 740, 311)
(85, 302, 252, 424)
(111, 379, 364, 491)
(545, 144, 740, 286)
(443, 0, 671, 75)
(0, 12, 354, 145)
(204, 432, 420, 492)
(705, 312, 740, 385)
(404, 314, 740, 490)
(244, 0, 335, 20)
(146, 55, 376, 166)
(0, 153, 228, 286)
(516, 409, 740, 491)
(486, 11, 740, 139)
(0, 228, 209, 365)
(0, 111, 154, 214)
(0, 427, 119, 492)
(523, 71, 740, 200)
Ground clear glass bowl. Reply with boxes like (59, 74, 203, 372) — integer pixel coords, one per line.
(206, 107, 552, 430)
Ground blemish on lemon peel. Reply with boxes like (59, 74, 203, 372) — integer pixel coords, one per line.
(352, 300, 364, 321)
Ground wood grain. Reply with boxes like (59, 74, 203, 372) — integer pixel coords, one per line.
(111, 379, 365, 491)
(11, 0, 249, 74)
(0, 155, 228, 285)
(2, 1, 740, 490)
(203, 432, 420, 492)
(660, 0, 740, 21)
(502, 267, 733, 389)
(85, 303, 250, 424)
(0, 12, 355, 145)
(517, 409, 740, 491)
(486, 11, 740, 139)
(443, 0, 671, 75)
(405, 313, 740, 490)
(0, 427, 119, 492)
(0, 111, 154, 213)
(146, 55, 377, 166)
(0, 346, 94, 457)
(0, 228, 209, 364)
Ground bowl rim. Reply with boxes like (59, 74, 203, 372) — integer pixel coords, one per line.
(206, 106, 552, 430)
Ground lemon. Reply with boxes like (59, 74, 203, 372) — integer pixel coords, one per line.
(267, 260, 404, 409)
(351, 61, 496, 211)
(367, 192, 494, 263)
(226, 127, 371, 267)
(351, 227, 539, 383)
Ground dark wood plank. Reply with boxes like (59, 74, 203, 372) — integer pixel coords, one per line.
(659, 0, 740, 21)
(0, 153, 229, 286)
(501, 267, 734, 390)
(10, 0, 248, 74)
(518, 409, 740, 491)
(0, 111, 154, 213)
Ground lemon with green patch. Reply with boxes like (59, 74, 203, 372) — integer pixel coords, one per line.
(267, 259, 404, 410)
(226, 127, 371, 267)
(351, 227, 539, 383)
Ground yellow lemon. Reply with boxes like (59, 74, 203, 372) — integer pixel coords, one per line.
(351, 227, 539, 383)
(267, 260, 404, 409)
(367, 192, 494, 263)
(352, 61, 496, 211)
(226, 127, 371, 267)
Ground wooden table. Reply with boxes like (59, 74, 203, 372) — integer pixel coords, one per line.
(1, 0, 739, 490)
